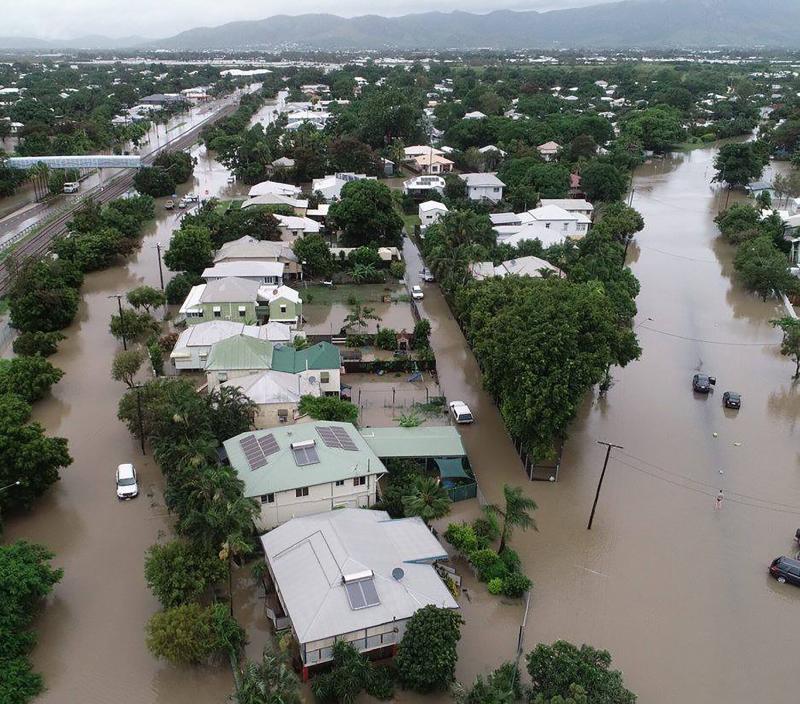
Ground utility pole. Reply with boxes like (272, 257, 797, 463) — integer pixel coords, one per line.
(133, 384, 146, 455)
(154, 242, 165, 290)
(587, 440, 623, 530)
(109, 294, 127, 350)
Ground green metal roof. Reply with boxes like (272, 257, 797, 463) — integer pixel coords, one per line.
(358, 426, 467, 459)
(206, 334, 273, 371)
(271, 342, 341, 374)
(224, 421, 386, 497)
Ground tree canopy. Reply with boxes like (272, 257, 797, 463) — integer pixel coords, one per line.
(328, 180, 403, 247)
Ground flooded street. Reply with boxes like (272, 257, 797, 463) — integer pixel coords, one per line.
(411, 144, 800, 702)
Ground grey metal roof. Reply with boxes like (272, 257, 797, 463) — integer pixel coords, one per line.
(261, 509, 456, 644)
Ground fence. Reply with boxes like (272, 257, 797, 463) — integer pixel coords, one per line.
(445, 482, 478, 502)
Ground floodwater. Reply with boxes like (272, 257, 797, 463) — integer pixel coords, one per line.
(407, 146, 800, 702)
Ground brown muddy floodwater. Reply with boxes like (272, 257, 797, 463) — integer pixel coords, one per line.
(407, 145, 800, 703)
(7, 141, 800, 704)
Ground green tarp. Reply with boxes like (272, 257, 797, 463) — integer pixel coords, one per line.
(434, 457, 470, 481)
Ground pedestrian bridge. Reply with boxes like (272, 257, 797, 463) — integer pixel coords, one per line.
(4, 155, 142, 170)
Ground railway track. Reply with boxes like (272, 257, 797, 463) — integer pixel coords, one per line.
(0, 99, 238, 295)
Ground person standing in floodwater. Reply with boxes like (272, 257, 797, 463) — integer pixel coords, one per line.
(715, 489, 724, 510)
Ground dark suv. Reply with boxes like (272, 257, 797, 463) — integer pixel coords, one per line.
(723, 391, 741, 409)
(692, 374, 716, 393)
(769, 556, 800, 586)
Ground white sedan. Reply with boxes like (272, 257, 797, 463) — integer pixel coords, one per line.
(412, 285, 424, 300)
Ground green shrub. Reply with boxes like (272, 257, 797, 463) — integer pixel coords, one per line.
(12, 331, 65, 357)
(389, 260, 406, 279)
(366, 665, 396, 700)
(444, 523, 479, 555)
(375, 327, 398, 350)
(701, 133, 716, 142)
(346, 333, 368, 347)
(502, 572, 532, 598)
(469, 548, 507, 582)
(473, 511, 500, 544)
(487, 578, 504, 595)
(499, 548, 521, 574)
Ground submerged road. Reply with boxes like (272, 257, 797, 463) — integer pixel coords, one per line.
(408, 145, 800, 703)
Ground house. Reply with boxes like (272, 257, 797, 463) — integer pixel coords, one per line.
(311, 173, 375, 201)
(403, 175, 446, 199)
(537, 141, 561, 161)
(170, 321, 292, 371)
(329, 246, 401, 263)
(274, 215, 322, 239)
(271, 156, 296, 170)
(478, 145, 507, 157)
(418, 201, 449, 230)
(746, 181, 774, 198)
(225, 423, 385, 530)
(179, 277, 262, 325)
(285, 110, 330, 131)
(241, 194, 308, 216)
(214, 236, 301, 277)
(139, 93, 186, 106)
(221, 370, 320, 427)
(206, 335, 275, 390)
(202, 261, 285, 285)
(539, 198, 594, 218)
(270, 342, 342, 395)
(408, 152, 454, 175)
(260, 285, 303, 326)
(259, 508, 457, 678)
(463, 110, 487, 120)
(248, 181, 302, 199)
(404, 145, 444, 160)
(491, 204, 590, 239)
(459, 173, 505, 203)
(471, 255, 562, 281)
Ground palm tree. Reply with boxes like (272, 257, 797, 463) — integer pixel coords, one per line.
(402, 475, 451, 525)
(488, 484, 538, 553)
(343, 302, 381, 332)
(236, 650, 300, 704)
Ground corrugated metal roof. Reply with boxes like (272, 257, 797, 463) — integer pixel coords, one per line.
(261, 509, 456, 644)
(205, 334, 273, 371)
(224, 421, 384, 496)
(271, 342, 340, 374)
(359, 426, 466, 459)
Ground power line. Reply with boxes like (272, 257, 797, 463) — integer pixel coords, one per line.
(636, 323, 779, 347)
(636, 244, 719, 264)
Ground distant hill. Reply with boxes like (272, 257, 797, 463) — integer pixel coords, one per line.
(2, 0, 800, 52)
(153, 0, 800, 50)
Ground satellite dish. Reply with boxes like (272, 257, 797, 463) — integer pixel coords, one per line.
(392, 567, 405, 581)
(309, 376, 317, 383)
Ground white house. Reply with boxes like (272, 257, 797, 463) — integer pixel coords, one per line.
(259, 508, 457, 679)
(274, 214, 322, 239)
(260, 285, 303, 325)
(170, 321, 292, 371)
(537, 141, 561, 161)
(459, 173, 505, 203)
(241, 194, 309, 215)
(311, 172, 375, 201)
(403, 175, 446, 198)
(418, 201, 448, 230)
(404, 145, 443, 160)
(284, 110, 330, 131)
(214, 236, 300, 277)
(539, 198, 594, 218)
(221, 370, 320, 428)
(408, 152, 454, 175)
(463, 110, 487, 120)
(202, 260, 285, 285)
(224, 423, 385, 531)
(248, 181, 302, 199)
(471, 255, 562, 281)
(490, 204, 590, 240)
(478, 145, 507, 157)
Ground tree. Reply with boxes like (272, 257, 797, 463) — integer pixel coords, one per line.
(733, 236, 793, 300)
(343, 302, 381, 332)
(165, 271, 204, 304)
(235, 650, 301, 704)
(163, 225, 214, 274)
(464, 661, 522, 704)
(8, 258, 82, 333)
(375, 327, 398, 350)
(531, 684, 589, 704)
(12, 331, 65, 358)
(298, 395, 358, 424)
(527, 640, 636, 704)
(402, 475, 451, 525)
(146, 603, 244, 665)
(0, 394, 71, 514)
(328, 180, 403, 247)
(328, 135, 381, 175)
(133, 166, 176, 197)
(127, 285, 166, 313)
(770, 317, 800, 378)
(109, 309, 160, 343)
(412, 318, 432, 350)
(207, 386, 257, 444)
(144, 540, 227, 608)
(292, 233, 333, 278)
(594, 202, 644, 255)
(0, 356, 63, 403)
(488, 484, 538, 553)
(396, 605, 463, 692)
(580, 161, 628, 203)
(0, 541, 63, 704)
(111, 348, 145, 388)
(311, 640, 372, 704)
(713, 143, 765, 188)
(620, 106, 684, 152)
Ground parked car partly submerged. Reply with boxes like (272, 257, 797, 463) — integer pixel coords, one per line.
(116, 463, 139, 500)
(692, 373, 716, 393)
(449, 401, 474, 424)
(769, 556, 800, 586)
(723, 391, 741, 409)
(411, 285, 424, 300)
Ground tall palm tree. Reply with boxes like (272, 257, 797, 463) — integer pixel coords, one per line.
(402, 475, 451, 525)
(236, 650, 300, 704)
(488, 484, 538, 553)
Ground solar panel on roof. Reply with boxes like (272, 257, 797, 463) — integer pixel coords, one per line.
(360, 578, 380, 606)
(258, 434, 280, 457)
(344, 578, 380, 610)
(332, 426, 358, 451)
(240, 434, 267, 470)
(316, 425, 358, 451)
(292, 445, 320, 466)
(316, 426, 339, 448)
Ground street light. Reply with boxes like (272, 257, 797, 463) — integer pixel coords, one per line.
(0, 480, 21, 493)
(153, 242, 165, 291)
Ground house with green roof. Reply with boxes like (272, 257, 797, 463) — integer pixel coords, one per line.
(224, 421, 386, 530)
(271, 342, 342, 395)
(205, 334, 274, 390)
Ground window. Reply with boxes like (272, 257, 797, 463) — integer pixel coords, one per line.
(213, 306, 221, 318)
(320, 371, 330, 383)
(238, 306, 247, 317)
(354, 476, 366, 487)
(280, 304, 287, 314)
(563, 222, 569, 231)
(260, 493, 274, 504)
(335, 480, 344, 486)
(545, 223, 551, 229)
(493, 187, 499, 192)
(198, 352, 208, 360)
(296, 487, 309, 498)
(218, 372, 228, 382)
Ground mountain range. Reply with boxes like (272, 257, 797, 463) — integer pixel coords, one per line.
(2, 0, 799, 51)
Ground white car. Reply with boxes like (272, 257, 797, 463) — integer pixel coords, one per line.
(412, 285, 424, 300)
(421, 269, 435, 282)
(449, 401, 474, 424)
(178, 198, 187, 209)
(116, 463, 139, 500)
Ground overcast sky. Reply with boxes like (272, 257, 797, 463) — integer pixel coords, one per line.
(3, 0, 616, 40)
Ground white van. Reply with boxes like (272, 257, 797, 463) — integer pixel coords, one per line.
(115, 463, 139, 500)
(449, 401, 474, 424)
(63, 181, 80, 194)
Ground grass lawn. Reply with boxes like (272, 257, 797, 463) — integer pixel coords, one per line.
(302, 282, 405, 305)
(401, 213, 420, 234)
